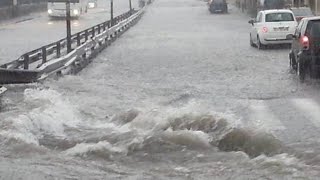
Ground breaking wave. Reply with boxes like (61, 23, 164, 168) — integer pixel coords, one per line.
(0, 88, 287, 159)
(64, 141, 125, 159)
(61, 102, 285, 159)
(0, 88, 81, 147)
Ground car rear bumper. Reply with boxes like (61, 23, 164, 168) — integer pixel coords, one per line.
(48, 10, 80, 18)
(260, 33, 294, 45)
(262, 38, 292, 45)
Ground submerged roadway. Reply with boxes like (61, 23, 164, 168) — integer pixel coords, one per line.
(1, 0, 320, 179)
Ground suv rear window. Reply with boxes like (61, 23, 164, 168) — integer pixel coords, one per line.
(265, 13, 294, 22)
(308, 21, 320, 37)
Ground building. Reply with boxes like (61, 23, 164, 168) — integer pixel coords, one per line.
(291, 0, 319, 15)
(236, 0, 320, 16)
(305, 0, 320, 15)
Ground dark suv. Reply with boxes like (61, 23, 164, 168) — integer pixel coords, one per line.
(289, 17, 320, 81)
(208, 0, 228, 14)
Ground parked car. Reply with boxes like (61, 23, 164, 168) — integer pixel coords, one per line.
(249, 9, 297, 49)
(288, 17, 320, 81)
(290, 7, 314, 22)
(88, 0, 98, 9)
(208, 0, 228, 14)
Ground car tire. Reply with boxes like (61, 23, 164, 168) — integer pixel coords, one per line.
(250, 34, 254, 47)
(297, 59, 306, 82)
(310, 66, 318, 79)
(309, 59, 318, 79)
(289, 52, 297, 71)
(257, 36, 265, 50)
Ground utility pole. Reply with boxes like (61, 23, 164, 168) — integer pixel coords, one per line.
(66, 0, 72, 53)
(12, 0, 18, 17)
(129, 0, 132, 13)
(316, 0, 318, 15)
(110, 0, 114, 26)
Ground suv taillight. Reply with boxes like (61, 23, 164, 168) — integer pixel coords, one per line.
(300, 36, 310, 50)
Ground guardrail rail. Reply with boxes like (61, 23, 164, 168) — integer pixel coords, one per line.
(0, 8, 145, 84)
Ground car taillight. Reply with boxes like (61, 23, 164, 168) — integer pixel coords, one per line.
(300, 36, 309, 50)
(262, 27, 268, 33)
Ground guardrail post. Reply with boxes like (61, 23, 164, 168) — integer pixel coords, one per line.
(42, 47, 47, 64)
(56, 41, 61, 57)
(82, 53, 86, 61)
(98, 25, 101, 34)
(103, 22, 106, 31)
(85, 30, 88, 41)
(24, 54, 29, 70)
(66, 0, 72, 53)
(77, 33, 81, 46)
(92, 27, 95, 37)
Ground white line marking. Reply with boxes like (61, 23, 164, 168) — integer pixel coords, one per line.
(249, 100, 286, 131)
(291, 98, 320, 128)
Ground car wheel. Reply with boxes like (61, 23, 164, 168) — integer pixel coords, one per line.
(310, 66, 318, 79)
(250, 34, 254, 47)
(289, 52, 297, 71)
(257, 36, 265, 50)
(297, 59, 306, 82)
(309, 59, 318, 79)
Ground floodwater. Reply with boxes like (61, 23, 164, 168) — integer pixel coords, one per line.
(1, 0, 320, 179)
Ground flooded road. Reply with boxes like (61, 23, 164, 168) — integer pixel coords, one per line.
(2, 0, 320, 179)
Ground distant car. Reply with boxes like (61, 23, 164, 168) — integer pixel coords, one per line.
(290, 7, 314, 22)
(208, 0, 228, 14)
(88, 0, 97, 9)
(249, 9, 297, 49)
(47, 0, 88, 18)
(288, 17, 320, 81)
(139, 0, 145, 7)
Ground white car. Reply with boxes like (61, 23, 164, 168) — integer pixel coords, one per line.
(249, 9, 298, 49)
(47, 0, 89, 18)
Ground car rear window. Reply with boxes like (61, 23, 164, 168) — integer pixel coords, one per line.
(265, 13, 294, 22)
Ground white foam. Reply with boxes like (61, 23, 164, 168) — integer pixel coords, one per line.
(0, 88, 81, 145)
(252, 153, 308, 173)
(249, 100, 286, 132)
(64, 141, 125, 157)
(128, 100, 240, 132)
(291, 98, 320, 128)
(161, 128, 211, 148)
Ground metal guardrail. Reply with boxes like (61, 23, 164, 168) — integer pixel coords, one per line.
(1, 10, 133, 70)
(0, 9, 144, 84)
